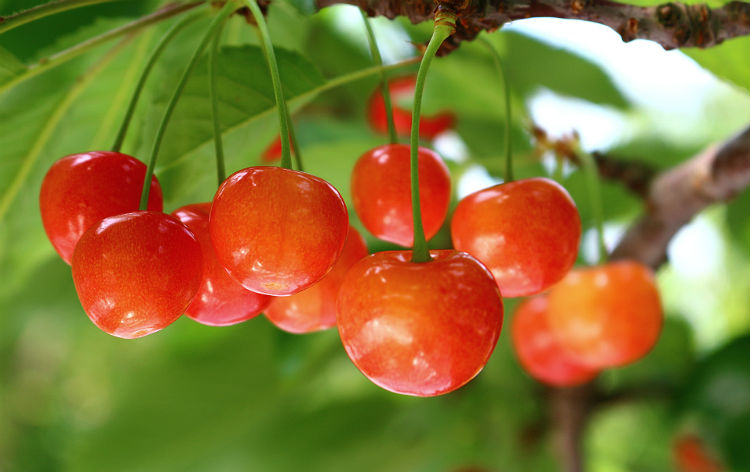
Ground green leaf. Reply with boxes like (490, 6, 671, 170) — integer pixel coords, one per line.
(0, 45, 26, 85)
(684, 37, 750, 92)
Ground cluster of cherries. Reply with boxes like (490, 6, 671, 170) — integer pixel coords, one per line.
(39, 74, 662, 397)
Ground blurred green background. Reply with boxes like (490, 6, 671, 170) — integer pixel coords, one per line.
(0, 0, 748, 470)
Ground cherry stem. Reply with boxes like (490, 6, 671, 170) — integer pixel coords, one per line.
(479, 37, 514, 182)
(0, 0, 119, 34)
(578, 149, 608, 264)
(0, 1, 205, 96)
(112, 8, 205, 153)
(286, 108, 304, 171)
(243, 0, 293, 170)
(359, 8, 397, 145)
(409, 7, 455, 264)
(209, 17, 227, 185)
(139, 0, 237, 210)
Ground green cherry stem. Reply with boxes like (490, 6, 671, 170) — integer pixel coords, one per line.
(138, 0, 237, 210)
(409, 8, 456, 264)
(286, 108, 304, 171)
(479, 37, 514, 182)
(578, 149, 608, 264)
(243, 0, 293, 170)
(360, 8, 397, 145)
(112, 8, 205, 153)
(209, 17, 227, 185)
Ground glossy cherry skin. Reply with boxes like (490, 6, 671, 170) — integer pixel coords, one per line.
(546, 260, 663, 368)
(265, 226, 368, 333)
(39, 151, 163, 264)
(351, 144, 450, 247)
(337, 250, 504, 397)
(172, 203, 272, 326)
(451, 177, 581, 298)
(209, 166, 349, 296)
(368, 75, 455, 140)
(71, 211, 202, 339)
(512, 296, 598, 387)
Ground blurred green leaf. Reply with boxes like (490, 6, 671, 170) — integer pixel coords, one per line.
(684, 37, 750, 92)
(0, 45, 26, 85)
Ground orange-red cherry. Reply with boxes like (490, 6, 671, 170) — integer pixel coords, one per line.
(337, 250, 503, 397)
(265, 226, 368, 333)
(368, 75, 455, 139)
(512, 296, 598, 387)
(451, 177, 581, 298)
(351, 144, 450, 247)
(172, 203, 272, 327)
(39, 151, 163, 264)
(71, 211, 202, 339)
(209, 166, 349, 296)
(546, 260, 663, 368)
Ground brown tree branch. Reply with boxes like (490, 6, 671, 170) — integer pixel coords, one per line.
(316, 0, 750, 53)
(611, 126, 750, 268)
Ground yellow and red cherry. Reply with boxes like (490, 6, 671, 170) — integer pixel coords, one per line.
(351, 144, 450, 247)
(337, 250, 503, 397)
(71, 211, 202, 339)
(546, 260, 663, 368)
(39, 151, 162, 264)
(512, 296, 598, 387)
(265, 225, 368, 334)
(209, 166, 348, 296)
(451, 177, 581, 298)
(172, 203, 272, 327)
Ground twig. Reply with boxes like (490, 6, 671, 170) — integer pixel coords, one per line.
(318, 0, 750, 52)
(611, 126, 750, 268)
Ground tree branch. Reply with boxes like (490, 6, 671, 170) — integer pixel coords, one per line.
(317, 0, 750, 52)
(611, 126, 750, 268)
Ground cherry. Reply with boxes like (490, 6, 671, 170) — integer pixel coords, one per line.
(71, 211, 203, 339)
(209, 166, 349, 296)
(264, 225, 368, 333)
(172, 203, 272, 327)
(351, 144, 450, 247)
(451, 177, 581, 298)
(39, 151, 163, 264)
(337, 250, 503, 396)
(512, 296, 598, 387)
(673, 434, 724, 472)
(368, 75, 455, 139)
(546, 260, 663, 368)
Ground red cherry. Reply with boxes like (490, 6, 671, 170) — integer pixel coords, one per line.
(351, 144, 450, 247)
(39, 151, 163, 264)
(451, 177, 581, 298)
(673, 434, 724, 472)
(260, 135, 294, 163)
(71, 211, 203, 339)
(265, 226, 368, 333)
(209, 166, 349, 296)
(172, 203, 272, 327)
(546, 260, 663, 368)
(512, 296, 598, 387)
(337, 250, 503, 396)
(368, 75, 455, 139)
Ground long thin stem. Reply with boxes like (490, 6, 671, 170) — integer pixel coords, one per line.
(479, 37, 513, 182)
(243, 0, 292, 169)
(0, 0, 122, 34)
(360, 8, 397, 144)
(0, 37, 133, 221)
(578, 149, 608, 264)
(209, 18, 227, 185)
(112, 8, 205, 152)
(409, 9, 456, 264)
(0, 1, 204, 96)
(139, 0, 237, 210)
(286, 108, 304, 171)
